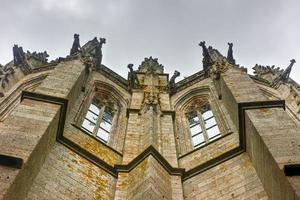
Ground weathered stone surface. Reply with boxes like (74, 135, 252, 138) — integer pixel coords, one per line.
(183, 154, 268, 200)
(26, 143, 116, 200)
(1, 41, 300, 200)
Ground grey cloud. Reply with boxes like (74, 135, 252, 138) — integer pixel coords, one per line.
(0, 0, 299, 82)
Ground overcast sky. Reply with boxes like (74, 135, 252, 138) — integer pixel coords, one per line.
(0, 0, 299, 82)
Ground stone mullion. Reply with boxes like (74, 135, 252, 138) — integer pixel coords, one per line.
(92, 106, 105, 137)
(197, 111, 209, 143)
(107, 109, 119, 147)
(185, 114, 194, 152)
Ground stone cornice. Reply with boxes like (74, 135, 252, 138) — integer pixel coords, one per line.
(115, 146, 185, 176)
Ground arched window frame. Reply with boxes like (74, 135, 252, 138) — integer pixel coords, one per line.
(74, 81, 128, 149)
(186, 103, 221, 148)
(174, 86, 234, 155)
(81, 97, 117, 143)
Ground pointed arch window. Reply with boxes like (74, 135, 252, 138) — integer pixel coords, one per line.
(187, 104, 221, 148)
(82, 98, 115, 143)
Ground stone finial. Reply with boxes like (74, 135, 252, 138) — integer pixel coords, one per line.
(270, 59, 296, 88)
(13, 44, 25, 65)
(95, 37, 106, 69)
(280, 59, 296, 81)
(198, 41, 214, 72)
(70, 33, 81, 56)
(138, 56, 164, 74)
(227, 42, 236, 65)
(128, 64, 140, 90)
(168, 70, 180, 94)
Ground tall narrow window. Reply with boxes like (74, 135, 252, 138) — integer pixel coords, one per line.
(187, 104, 221, 148)
(82, 99, 115, 143)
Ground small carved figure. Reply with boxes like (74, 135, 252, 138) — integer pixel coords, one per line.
(13, 44, 25, 65)
(0, 67, 12, 88)
(199, 41, 214, 71)
(168, 70, 180, 93)
(128, 64, 140, 89)
(227, 42, 236, 65)
(95, 37, 106, 69)
(70, 34, 81, 56)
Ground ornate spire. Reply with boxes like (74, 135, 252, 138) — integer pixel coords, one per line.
(227, 42, 236, 65)
(70, 33, 81, 56)
(13, 44, 25, 65)
(280, 59, 296, 81)
(198, 41, 214, 72)
(270, 59, 296, 87)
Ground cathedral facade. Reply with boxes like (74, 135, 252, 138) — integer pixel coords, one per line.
(0, 35, 299, 199)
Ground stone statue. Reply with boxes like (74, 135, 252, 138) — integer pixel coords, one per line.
(70, 34, 81, 56)
(199, 41, 214, 71)
(227, 42, 236, 65)
(168, 70, 180, 93)
(128, 64, 140, 89)
(13, 44, 25, 65)
(95, 37, 106, 69)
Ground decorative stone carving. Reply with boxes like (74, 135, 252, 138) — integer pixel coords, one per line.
(168, 70, 180, 94)
(227, 42, 236, 65)
(140, 85, 161, 114)
(210, 60, 229, 100)
(127, 64, 140, 90)
(28, 51, 49, 63)
(271, 59, 296, 88)
(199, 41, 214, 72)
(13, 44, 25, 66)
(280, 59, 296, 81)
(70, 33, 81, 56)
(210, 60, 229, 80)
(0, 65, 15, 91)
(252, 64, 283, 77)
(138, 56, 164, 74)
(95, 37, 106, 69)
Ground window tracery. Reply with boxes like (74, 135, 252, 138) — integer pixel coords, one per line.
(187, 104, 221, 148)
(82, 98, 116, 143)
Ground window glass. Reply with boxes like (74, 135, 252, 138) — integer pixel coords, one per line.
(207, 126, 221, 140)
(89, 104, 100, 115)
(192, 134, 205, 147)
(81, 98, 115, 144)
(188, 103, 222, 148)
(100, 120, 112, 132)
(190, 125, 202, 136)
(85, 111, 98, 124)
(103, 111, 113, 124)
(202, 110, 213, 120)
(82, 119, 95, 133)
(204, 117, 217, 129)
(188, 111, 199, 127)
(97, 128, 109, 142)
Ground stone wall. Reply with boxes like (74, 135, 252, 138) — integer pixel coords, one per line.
(183, 153, 268, 200)
(26, 143, 116, 200)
